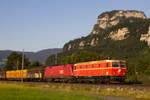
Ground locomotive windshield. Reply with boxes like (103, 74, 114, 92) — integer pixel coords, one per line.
(120, 62, 126, 68)
(112, 62, 119, 67)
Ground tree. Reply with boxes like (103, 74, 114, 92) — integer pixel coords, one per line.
(144, 66, 150, 75)
(61, 50, 106, 65)
(4, 52, 30, 70)
(136, 58, 150, 75)
(126, 61, 136, 76)
(71, 53, 79, 64)
(61, 56, 72, 65)
(28, 61, 43, 69)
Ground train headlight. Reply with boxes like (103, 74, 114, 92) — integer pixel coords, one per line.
(106, 72, 108, 75)
(118, 69, 121, 73)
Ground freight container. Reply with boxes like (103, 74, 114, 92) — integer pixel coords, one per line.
(6, 70, 28, 79)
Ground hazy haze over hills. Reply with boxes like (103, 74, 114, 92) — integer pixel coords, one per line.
(0, 48, 62, 66)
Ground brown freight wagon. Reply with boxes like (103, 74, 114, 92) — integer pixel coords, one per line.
(27, 66, 45, 81)
(0, 71, 6, 80)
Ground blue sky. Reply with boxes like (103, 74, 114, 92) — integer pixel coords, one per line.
(0, 0, 150, 52)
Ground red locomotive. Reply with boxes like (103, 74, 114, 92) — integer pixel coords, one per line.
(44, 64, 74, 82)
(44, 60, 126, 83)
(73, 60, 126, 82)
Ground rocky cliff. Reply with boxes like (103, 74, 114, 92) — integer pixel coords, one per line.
(93, 10, 146, 32)
(63, 10, 150, 52)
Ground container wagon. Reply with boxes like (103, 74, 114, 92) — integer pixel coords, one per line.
(6, 70, 28, 80)
(27, 66, 45, 81)
(0, 71, 6, 80)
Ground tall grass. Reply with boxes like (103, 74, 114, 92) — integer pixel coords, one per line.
(44, 83, 150, 100)
(1, 82, 150, 100)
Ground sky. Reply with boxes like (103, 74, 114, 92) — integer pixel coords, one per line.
(0, 0, 150, 52)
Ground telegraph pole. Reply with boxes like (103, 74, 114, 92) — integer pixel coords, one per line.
(55, 52, 58, 65)
(16, 60, 19, 70)
(21, 49, 24, 83)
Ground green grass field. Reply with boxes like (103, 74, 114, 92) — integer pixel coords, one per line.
(0, 83, 105, 100)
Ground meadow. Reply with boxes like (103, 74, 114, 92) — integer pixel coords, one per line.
(0, 82, 105, 100)
(0, 82, 150, 100)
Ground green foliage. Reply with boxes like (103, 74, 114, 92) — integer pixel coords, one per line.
(4, 52, 30, 70)
(71, 53, 80, 64)
(126, 61, 136, 76)
(28, 61, 43, 69)
(136, 58, 150, 75)
(125, 61, 140, 83)
(61, 50, 106, 65)
(145, 66, 150, 75)
(126, 75, 140, 83)
(125, 57, 150, 83)
(126, 58, 150, 83)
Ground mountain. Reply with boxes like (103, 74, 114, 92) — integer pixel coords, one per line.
(46, 10, 150, 65)
(29, 48, 62, 63)
(0, 48, 62, 66)
(63, 10, 148, 51)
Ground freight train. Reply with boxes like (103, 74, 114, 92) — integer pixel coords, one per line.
(0, 60, 127, 83)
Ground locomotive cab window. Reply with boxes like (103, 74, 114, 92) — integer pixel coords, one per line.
(80, 66, 82, 69)
(67, 67, 70, 71)
(112, 62, 119, 67)
(86, 65, 88, 68)
(120, 62, 126, 68)
(92, 64, 94, 68)
(106, 63, 109, 67)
